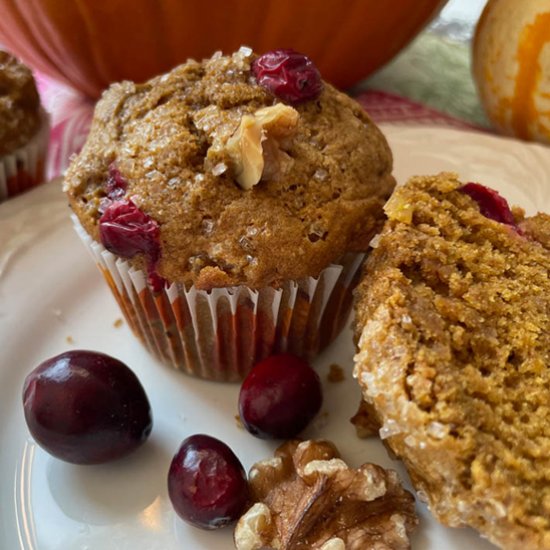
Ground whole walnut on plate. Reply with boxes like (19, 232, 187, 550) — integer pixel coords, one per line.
(234, 439, 418, 550)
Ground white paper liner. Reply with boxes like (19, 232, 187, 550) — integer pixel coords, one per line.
(73, 216, 364, 381)
(0, 109, 50, 203)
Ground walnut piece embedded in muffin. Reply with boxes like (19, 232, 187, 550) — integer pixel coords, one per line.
(0, 51, 41, 156)
(354, 173, 550, 550)
(64, 49, 395, 290)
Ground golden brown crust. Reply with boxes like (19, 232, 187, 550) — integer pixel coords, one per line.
(0, 51, 41, 156)
(65, 49, 394, 289)
(354, 173, 550, 550)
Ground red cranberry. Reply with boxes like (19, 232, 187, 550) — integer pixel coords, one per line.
(99, 199, 167, 291)
(105, 163, 127, 200)
(99, 199, 160, 258)
(460, 183, 517, 228)
(168, 435, 249, 529)
(239, 354, 323, 439)
(146, 269, 167, 293)
(22, 351, 152, 464)
(252, 49, 323, 104)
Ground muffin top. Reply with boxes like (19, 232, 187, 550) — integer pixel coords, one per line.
(0, 51, 41, 156)
(65, 48, 394, 290)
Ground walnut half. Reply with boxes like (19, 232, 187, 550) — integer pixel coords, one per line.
(234, 439, 418, 550)
(226, 104, 299, 190)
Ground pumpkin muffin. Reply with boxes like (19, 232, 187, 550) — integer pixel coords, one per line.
(0, 50, 49, 201)
(354, 173, 550, 549)
(65, 48, 395, 381)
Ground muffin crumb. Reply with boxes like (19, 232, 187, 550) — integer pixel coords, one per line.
(235, 415, 245, 430)
(350, 400, 379, 438)
(327, 363, 345, 383)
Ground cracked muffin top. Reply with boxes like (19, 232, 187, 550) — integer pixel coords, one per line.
(64, 48, 394, 290)
(0, 51, 41, 156)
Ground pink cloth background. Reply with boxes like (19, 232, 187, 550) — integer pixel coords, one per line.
(36, 73, 478, 180)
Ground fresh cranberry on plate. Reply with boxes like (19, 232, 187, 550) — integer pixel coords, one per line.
(168, 434, 249, 529)
(22, 350, 152, 464)
(239, 353, 323, 439)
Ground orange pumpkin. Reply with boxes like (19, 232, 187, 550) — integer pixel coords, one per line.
(474, 0, 550, 144)
(0, 0, 447, 98)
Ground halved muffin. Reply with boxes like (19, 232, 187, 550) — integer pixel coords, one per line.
(354, 173, 550, 549)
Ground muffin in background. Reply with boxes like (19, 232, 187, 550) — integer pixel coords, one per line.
(65, 48, 395, 381)
(0, 51, 49, 202)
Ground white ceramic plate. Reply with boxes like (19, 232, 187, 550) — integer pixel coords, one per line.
(1, 125, 549, 550)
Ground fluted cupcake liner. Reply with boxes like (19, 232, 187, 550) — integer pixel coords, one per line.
(73, 216, 364, 382)
(0, 109, 50, 203)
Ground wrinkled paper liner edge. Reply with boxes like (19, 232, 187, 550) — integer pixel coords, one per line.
(73, 215, 364, 381)
(0, 109, 50, 203)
